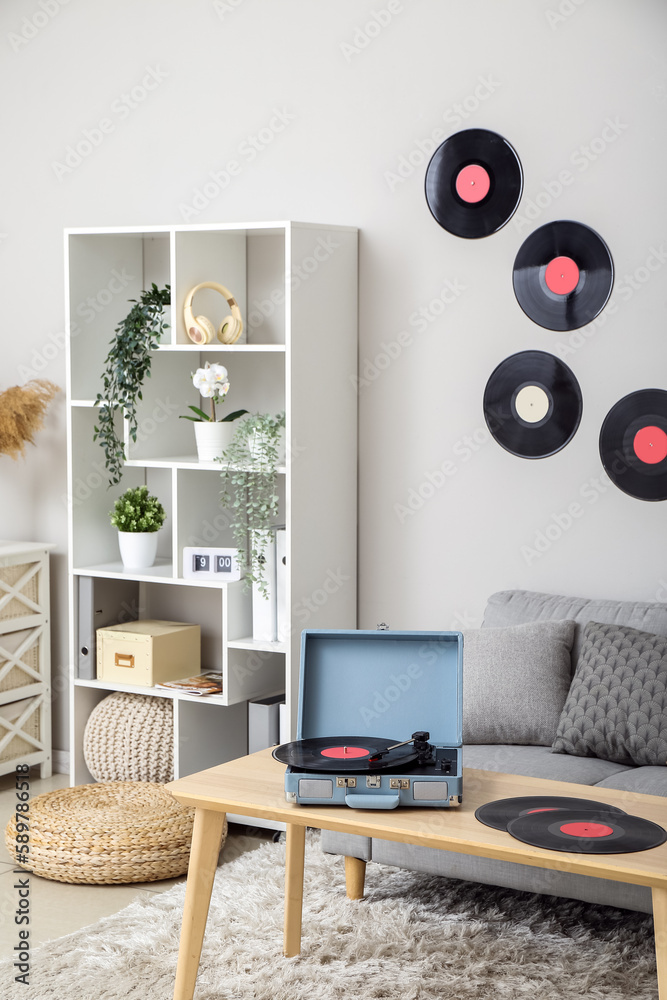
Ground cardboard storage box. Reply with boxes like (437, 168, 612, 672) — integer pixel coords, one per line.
(96, 620, 200, 686)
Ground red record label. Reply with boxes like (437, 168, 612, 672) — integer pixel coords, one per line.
(455, 164, 490, 203)
(544, 256, 580, 295)
(559, 821, 614, 838)
(633, 425, 667, 465)
(320, 746, 370, 759)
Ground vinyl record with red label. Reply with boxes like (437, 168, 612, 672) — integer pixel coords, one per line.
(425, 129, 523, 238)
(507, 809, 667, 854)
(475, 796, 626, 832)
(483, 350, 583, 458)
(272, 737, 418, 771)
(599, 389, 667, 501)
(513, 220, 614, 331)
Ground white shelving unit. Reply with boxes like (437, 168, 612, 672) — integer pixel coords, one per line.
(65, 222, 358, 786)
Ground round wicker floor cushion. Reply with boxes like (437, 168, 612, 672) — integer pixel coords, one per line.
(83, 692, 174, 782)
(3, 781, 217, 884)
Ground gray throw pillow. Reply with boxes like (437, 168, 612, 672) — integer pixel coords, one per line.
(552, 621, 667, 766)
(462, 620, 576, 746)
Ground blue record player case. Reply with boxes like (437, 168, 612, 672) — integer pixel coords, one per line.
(282, 629, 463, 810)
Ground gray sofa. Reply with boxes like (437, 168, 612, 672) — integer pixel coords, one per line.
(321, 589, 667, 913)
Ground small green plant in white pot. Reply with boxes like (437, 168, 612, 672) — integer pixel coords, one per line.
(110, 485, 166, 569)
(218, 411, 285, 597)
(180, 362, 248, 462)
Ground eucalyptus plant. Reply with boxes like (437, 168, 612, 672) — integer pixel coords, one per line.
(218, 411, 285, 597)
(94, 283, 170, 486)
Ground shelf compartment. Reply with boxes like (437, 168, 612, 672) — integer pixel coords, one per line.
(67, 231, 170, 400)
(224, 648, 285, 705)
(125, 349, 285, 465)
(175, 468, 286, 581)
(173, 230, 247, 345)
(175, 698, 247, 777)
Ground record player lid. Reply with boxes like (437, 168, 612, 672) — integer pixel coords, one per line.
(296, 630, 463, 747)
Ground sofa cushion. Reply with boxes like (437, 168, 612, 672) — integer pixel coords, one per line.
(482, 589, 667, 665)
(463, 744, 631, 785)
(462, 620, 575, 746)
(593, 766, 667, 797)
(552, 621, 667, 766)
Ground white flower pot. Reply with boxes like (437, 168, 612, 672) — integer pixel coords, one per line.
(118, 531, 159, 570)
(194, 421, 236, 462)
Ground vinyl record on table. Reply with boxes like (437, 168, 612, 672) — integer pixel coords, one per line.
(483, 350, 583, 459)
(600, 389, 667, 501)
(475, 796, 627, 832)
(507, 809, 667, 854)
(513, 220, 613, 331)
(272, 737, 419, 772)
(424, 128, 523, 238)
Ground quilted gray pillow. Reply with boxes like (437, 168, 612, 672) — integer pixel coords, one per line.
(552, 621, 667, 766)
(463, 620, 576, 746)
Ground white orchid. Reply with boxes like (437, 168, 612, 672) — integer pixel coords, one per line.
(193, 362, 230, 400)
(181, 362, 248, 424)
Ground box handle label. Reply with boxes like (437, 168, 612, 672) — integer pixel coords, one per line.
(114, 652, 135, 668)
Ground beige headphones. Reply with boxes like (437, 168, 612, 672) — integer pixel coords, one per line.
(183, 282, 244, 345)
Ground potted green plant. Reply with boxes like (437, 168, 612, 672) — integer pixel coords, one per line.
(110, 485, 166, 569)
(180, 362, 247, 461)
(94, 283, 170, 486)
(218, 411, 285, 597)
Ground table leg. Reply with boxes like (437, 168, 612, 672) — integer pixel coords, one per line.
(173, 808, 227, 1000)
(654, 886, 667, 999)
(284, 824, 306, 957)
(345, 856, 366, 899)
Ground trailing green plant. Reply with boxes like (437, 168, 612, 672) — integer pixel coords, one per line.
(94, 283, 170, 486)
(218, 411, 285, 597)
(109, 485, 166, 533)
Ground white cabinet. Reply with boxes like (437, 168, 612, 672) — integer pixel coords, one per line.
(65, 222, 358, 783)
(0, 542, 53, 778)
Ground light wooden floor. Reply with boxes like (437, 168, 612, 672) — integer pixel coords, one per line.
(0, 770, 273, 952)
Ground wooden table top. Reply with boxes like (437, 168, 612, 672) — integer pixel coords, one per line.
(167, 749, 667, 889)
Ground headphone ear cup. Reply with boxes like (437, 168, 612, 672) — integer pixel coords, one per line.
(218, 314, 240, 344)
(189, 315, 215, 345)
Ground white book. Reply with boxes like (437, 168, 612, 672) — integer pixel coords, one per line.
(252, 529, 277, 642)
(276, 527, 288, 642)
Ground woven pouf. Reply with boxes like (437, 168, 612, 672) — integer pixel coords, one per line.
(83, 692, 174, 782)
(3, 781, 219, 884)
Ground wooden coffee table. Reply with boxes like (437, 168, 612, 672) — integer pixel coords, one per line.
(167, 749, 667, 1000)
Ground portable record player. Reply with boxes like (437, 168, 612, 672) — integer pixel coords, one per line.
(273, 628, 463, 810)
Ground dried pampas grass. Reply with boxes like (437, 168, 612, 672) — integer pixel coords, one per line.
(0, 379, 60, 460)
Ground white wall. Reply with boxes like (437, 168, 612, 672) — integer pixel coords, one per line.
(1, 0, 666, 751)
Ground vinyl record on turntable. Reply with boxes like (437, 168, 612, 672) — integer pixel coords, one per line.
(507, 808, 667, 854)
(272, 737, 419, 771)
(483, 350, 583, 459)
(424, 128, 523, 238)
(512, 220, 613, 331)
(599, 389, 667, 501)
(475, 796, 626, 832)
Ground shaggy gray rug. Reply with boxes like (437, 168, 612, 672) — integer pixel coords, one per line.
(0, 832, 658, 999)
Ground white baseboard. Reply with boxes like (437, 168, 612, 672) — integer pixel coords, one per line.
(51, 749, 70, 775)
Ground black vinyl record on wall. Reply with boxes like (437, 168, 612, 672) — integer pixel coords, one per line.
(513, 220, 614, 331)
(483, 350, 583, 459)
(599, 389, 667, 501)
(425, 129, 523, 238)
